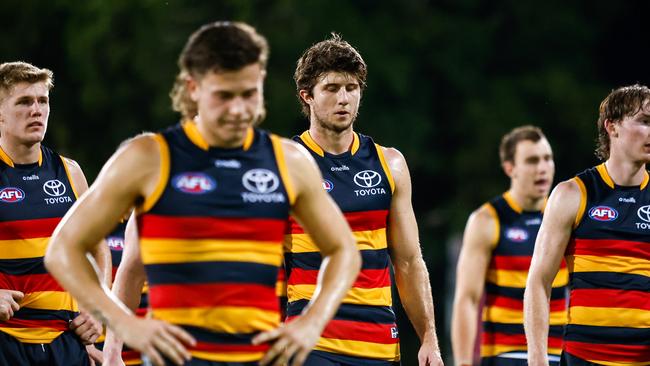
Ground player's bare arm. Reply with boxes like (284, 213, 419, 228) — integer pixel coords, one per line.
(451, 205, 497, 366)
(524, 179, 581, 366)
(45, 135, 195, 366)
(383, 147, 443, 366)
(254, 139, 361, 366)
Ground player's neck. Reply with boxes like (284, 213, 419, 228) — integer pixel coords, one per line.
(308, 124, 355, 155)
(0, 137, 41, 165)
(604, 158, 647, 186)
(506, 188, 545, 212)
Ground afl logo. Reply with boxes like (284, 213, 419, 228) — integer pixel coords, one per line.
(589, 206, 618, 222)
(0, 187, 25, 203)
(107, 237, 124, 250)
(172, 173, 216, 194)
(43, 179, 66, 197)
(322, 179, 334, 192)
(506, 227, 529, 242)
(353, 170, 382, 188)
(242, 169, 279, 194)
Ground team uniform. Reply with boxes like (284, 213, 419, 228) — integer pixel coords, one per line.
(561, 164, 650, 365)
(285, 131, 400, 366)
(0, 146, 89, 365)
(480, 192, 568, 366)
(137, 121, 293, 365)
(94, 221, 149, 365)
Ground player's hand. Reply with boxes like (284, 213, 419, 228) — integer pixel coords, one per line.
(0, 289, 23, 321)
(86, 344, 104, 366)
(252, 315, 323, 366)
(418, 340, 444, 366)
(114, 317, 196, 366)
(70, 311, 103, 345)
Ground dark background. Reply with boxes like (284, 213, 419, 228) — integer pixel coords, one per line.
(3, 0, 649, 363)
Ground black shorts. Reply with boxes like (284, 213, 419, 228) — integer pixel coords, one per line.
(481, 353, 560, 366)
(161, 357, 258, 366)
(0, 331, 89, 366)
(303, 350, 400, 366)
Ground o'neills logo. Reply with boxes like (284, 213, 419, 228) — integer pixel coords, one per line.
(241, 169, 285, 203)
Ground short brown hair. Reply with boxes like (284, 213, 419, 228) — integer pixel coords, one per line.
(499, 125, 546, 164)
(596, 84, 650, 160)
(0, 62, 53, 101)
(170, 21, 269, 120)
(294, 33, 367, 117)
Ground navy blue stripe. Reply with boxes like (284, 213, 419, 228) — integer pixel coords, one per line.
(182, 324, 257, 344)
(570, 272, 650, 292)
(485, 283, 567, 300)
(110, 250, 123, 268)
(13, 308, 78, 322)
(0, 257, 46, 275)
(565, 324, 650, 345)
(483, 322, 564, 338)
(287, 299, 396, 324)
(287, 249, 389, 271)
(144, 261, 278, 287)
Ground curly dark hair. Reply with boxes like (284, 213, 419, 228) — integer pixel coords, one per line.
(595, 84, 650, 160)
(294, 33, 367, 117)
(170, 21, 269, 119)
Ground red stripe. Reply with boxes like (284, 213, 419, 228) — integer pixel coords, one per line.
(286, 317, 398, 344)
(0, 217, 61, 240)
(288, 268, 390, 289)
(569, 289, 650, 310)
(0, 273, 65, 293)
(1, 318, 68, 331)
(565, 341, 650, 362)
(139, 215, 287, 241)
(567, 238, 650, 260)
(483, 332, 562, 348)
(491, 256, 567, 271)
(288, 210, 388, 234)
(277, 267, 286, 282)
(485, 295, 566, 312)
(122, 350, 141, 362)
(149, 283, 278, 311)
(192, 340, 269, 353)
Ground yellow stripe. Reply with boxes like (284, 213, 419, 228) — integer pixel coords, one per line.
(486, 267, 569, 288)
(350, 132, 360, 155)
(483, 202, 500, 249)
(153, 306, 279, 334)
(286, 228, 388, 254)
(275, 280, 287, 297)
(375, 144, 395, 194)
(182, 120, 209, 151)
(190, 350, 263, 363)
(140, 238, 282, 266)
(642, 170, 650, 190)
(289, 284, 392, 306)
(0, 327, 63, 343)
(483, 306, 567, 325)
(141, 134, 170, 213)
(125, 360, 143, 366)
(299, 131, 324, 157)
(270, 134, 296, 205)
(21, 291, 78, 311)
(242, 127, 254, 151)
(596, 163, 615, 189)
(315, 337, 400, 361)
(503, 191, 522, 214)
(569, 306, 650, 327)
(573, 177, 587, 228)
(0, 145, 14, 167)
(481, 345, 563, 358)
(0, 237, 49, 259)
(60, 156, 80, 199)
(567, 254, 650, 277)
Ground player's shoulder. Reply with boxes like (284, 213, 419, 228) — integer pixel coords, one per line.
(551, 177, 582, 200)
(470, 202, 499, 227)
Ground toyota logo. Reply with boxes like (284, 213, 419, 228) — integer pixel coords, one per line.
(43, 179, 66, 197)
(637, 205, 650, 223)
(242, 169, 279, 194)
(353, 170, 382, 188)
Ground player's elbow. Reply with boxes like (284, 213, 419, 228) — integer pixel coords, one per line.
(44, 234, 66, 277)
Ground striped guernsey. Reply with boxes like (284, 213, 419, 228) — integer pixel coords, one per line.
(0, 145, 79, 343)
(284, 131, 399, 362)
(137, 121, 293, 362)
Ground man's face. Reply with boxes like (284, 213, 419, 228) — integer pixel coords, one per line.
(609, 100, 650, 164)
(505, 138, 555, 200)
(190, 63, 265, 147)
(0, 81, 50, 145)
(301, 71, 361, 133)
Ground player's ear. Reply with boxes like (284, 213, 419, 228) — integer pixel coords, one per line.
(299, 89, 313, 104)
(502, 161, 514, 178)
(604, 118, 619, 138)
(187, 75, 199, 102)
